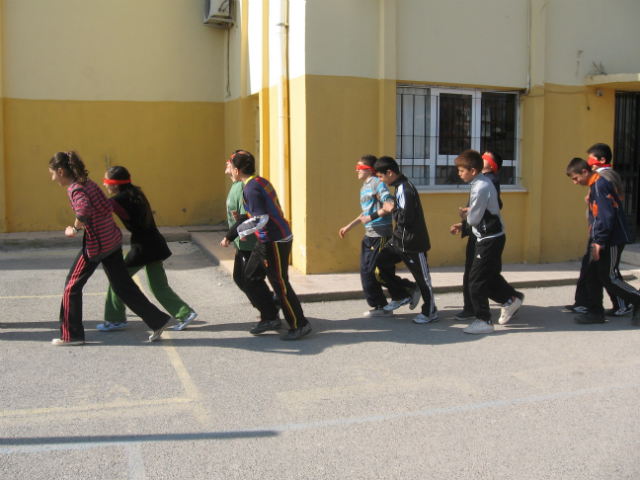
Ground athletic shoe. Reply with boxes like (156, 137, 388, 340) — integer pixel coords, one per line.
(174, 311, 198, 331)
(498, 292, 524, 325)
(96, 321, 128, 332)
(574, 313, 606, 324)
(631, 307, 640, 326)
(413, 310, 439, 324)
(383, 297, 412, 312)
(562, 305, 588, 314)
(149, 319, 170, 342)
(604, 305, 633, 317)
(364, 307, 393, 317)
(249, 318, 282, 335)
(51, 338, 84, 346)
(463, 319, 495, 335)
(409, 286, 421, 310)
(280, 323, 312, 341)
(454, 310, 476, 321)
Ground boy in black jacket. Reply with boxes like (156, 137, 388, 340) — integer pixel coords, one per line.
(373, 156, 438, 324)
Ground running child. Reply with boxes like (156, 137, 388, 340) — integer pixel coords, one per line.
(373, 156, 437, 324)
(566, 157, 640, 325)
(224, 150, 312, 340)
(99, 166, 198, 332)
(48, 151, 171, 345)
(453, 149, 523, 334)
(339, 154, 395, 317)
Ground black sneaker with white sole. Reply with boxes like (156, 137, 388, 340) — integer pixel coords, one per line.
(453, 310, 475, 321)
(249, 318, 282, 335)
(604, 305, 633, 317)
(280, 323, 312, 341)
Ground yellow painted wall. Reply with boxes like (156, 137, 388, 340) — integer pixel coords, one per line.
(4, 99, 226, 231)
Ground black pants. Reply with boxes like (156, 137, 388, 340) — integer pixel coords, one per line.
(463, 234, 513, 311)
(586, 244, 640, 315)
(575, 240, 629, 310)
(233, 249, 253, 293)
(468, 235, 517, 321)
(361, 236, 390, 308)
(60, 248, 171, 342)
(375, 242, 436, 316)
(243, 240, 308, 329)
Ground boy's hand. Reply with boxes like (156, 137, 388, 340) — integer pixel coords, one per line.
(584, 195, 589, 204)
(450, 223, 463, 235)
(220, 237, 230, 247)
(231, 210, 240, 221)
(382, 201, 395, 213)
(459, 207, 469, 221)
(64, 226, 75, 238)
(591, 243, 601, 261)
(339, 227, 348, 238)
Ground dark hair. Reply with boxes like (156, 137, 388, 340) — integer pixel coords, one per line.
(373, 156, 400, 174)
(566, 157, 590, 176)
(106, 166, 154, 229)
(483, 151, 503, 170)
(454, 149, 483, 171)
(49, 150, 89, 184)
(230, 150, 256, 175)
(587, 143, 612, 163)
(358, 154, 378, 168)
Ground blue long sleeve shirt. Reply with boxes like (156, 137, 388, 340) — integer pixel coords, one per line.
(588, 173, 632, 247)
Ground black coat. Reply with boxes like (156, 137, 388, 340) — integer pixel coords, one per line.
(390, 174, 431, 253)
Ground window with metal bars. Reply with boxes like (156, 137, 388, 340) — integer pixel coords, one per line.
(396, 86, 519, 187)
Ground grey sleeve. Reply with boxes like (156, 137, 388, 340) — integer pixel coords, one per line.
(237, 214, 269, 237)
(466, 183, 490, 227)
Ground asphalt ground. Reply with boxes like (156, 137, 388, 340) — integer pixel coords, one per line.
(1, 242, 640, 479)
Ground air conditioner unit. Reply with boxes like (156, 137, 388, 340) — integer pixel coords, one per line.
(204, 0, 235, 29)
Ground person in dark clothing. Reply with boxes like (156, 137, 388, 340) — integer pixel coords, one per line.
(566, 157, 640, 325)
(99, 166, 197, 332)
(373, 156, 438, 324)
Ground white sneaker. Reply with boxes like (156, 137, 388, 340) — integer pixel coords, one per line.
(383, 297, 412, 312)
(413, 310, 439, 324)
(498, 294, 524, 325)
(409, 286, 421, 310)
(364, 307, 393, 317)
(174, 311, 198, 331)
(149, 319, 170, 342)
(51, 338, 84, 346)
(463, 319, 495, 334)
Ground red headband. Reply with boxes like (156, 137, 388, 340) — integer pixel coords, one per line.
(103, 177, 131, 185)
(482, 154, 498, 174)
(588, 155, 612, 169)
(356, 164, 376, 173)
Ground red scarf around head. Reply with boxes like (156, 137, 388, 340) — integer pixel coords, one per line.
(482, 154, 498, 174)
(588, 155, 612, 170)
(103, 177, 131, 185)
(356, 165, 376, 173)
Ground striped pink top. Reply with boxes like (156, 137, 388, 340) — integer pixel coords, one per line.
(67, 179, 122, 260)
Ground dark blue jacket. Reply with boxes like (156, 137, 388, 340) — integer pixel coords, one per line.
(589, 173, 632, 247)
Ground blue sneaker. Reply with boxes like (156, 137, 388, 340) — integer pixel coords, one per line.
(173, 311, 197, 331)
(96, 321, 128, 332)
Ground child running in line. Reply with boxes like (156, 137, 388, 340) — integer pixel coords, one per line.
(452, 150, 523, 334)
(566, 157, 640, 325)
(373, 156, 438, 324)
(452, 150, 519, 324)
(339, 154, 395, 317)
(224, 150, 312, 340)
(48, 151, 171, 345)
(564, 143, 634, 317)
(98, 166, 198, 332)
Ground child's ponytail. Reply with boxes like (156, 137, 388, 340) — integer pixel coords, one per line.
(49, 150, 89, 184)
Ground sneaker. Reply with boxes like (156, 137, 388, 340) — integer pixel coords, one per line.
(96, 321, 128, 332)
(604, 305, 633, 317)
(280, 323, 312, 341)
(413, 310, 439, 324)
(249, 318, 282, 335)
(574, 313, 606, 324)
(631, 307, 640, 326)
(383, 297, 412, 312)
(463, 319, 495, 335)
(149, 319, 170, 342)
(409, 286, 421, 310)
(498, 293, 524, 325)
(52, 338, 84, 346)
(364, 307, 393, 317)
(454, 310, 476, 321)
(174, 311, 198, 331)
(562, 305, 588, 314)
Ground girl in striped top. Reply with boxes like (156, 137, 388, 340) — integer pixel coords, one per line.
(48, 151, 171, 346)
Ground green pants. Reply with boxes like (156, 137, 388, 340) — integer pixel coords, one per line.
(105, 259, 193, 323)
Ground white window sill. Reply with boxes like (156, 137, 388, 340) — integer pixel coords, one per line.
(415, 186, 528, 194)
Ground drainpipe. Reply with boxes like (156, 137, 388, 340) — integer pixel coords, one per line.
(523, 0, 532, 96)
(277, 0, 290, 219)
